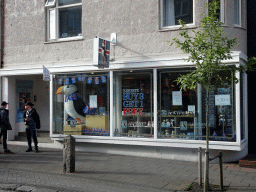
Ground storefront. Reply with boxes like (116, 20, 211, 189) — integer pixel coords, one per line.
(49, 52, 248, 162)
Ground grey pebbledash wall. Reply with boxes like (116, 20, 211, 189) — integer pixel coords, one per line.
(2, 0, 247, 68)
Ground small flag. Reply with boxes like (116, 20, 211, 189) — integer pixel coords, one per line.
(58, 78, 63, 84)
(71, 77, 76, 84)
(65, 78, 70, 85)
(95, 77, 99, 84)
(87, 77, 92, 84)
(101, 76, 106, 83)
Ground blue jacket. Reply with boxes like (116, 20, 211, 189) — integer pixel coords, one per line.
(0, 107, 12, 130)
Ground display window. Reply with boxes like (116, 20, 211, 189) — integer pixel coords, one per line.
(157, 69, 236, 141)
(51, 68, 238, 142)
(200, 70, 236, 141)
(52, 72, 110, 136)
(158, 69, 198, 139)
(113, 70, 153, 138)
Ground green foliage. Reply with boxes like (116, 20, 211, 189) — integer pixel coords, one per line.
(171, 0, 253, 90)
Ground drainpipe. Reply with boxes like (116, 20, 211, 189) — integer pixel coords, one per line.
(0, 0, 4, 68)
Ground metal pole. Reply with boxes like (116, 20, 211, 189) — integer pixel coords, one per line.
(198, 147, 202, 186)
(219, 152, 223, 190)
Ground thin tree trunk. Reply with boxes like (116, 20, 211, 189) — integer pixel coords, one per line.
(204, 88, 209, 192)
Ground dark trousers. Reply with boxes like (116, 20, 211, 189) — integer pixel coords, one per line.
(0, 129, 7, 150)
(26, 128, 38, 149)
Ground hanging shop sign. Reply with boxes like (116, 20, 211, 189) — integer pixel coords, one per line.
(93, 37, 110, 68)
(43, 65, 51, 81)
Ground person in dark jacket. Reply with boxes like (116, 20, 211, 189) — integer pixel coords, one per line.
(23, 102, 40, 152)
(0, 101, 13, 154)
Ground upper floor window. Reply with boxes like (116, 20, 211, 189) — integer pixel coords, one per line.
(208, 0, 224, 23)
(45, 0, 82, 41)
(161, 0, 193, 28)
(234, 0, 241, 26)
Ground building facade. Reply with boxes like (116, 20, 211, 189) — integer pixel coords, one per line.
(0, 0, 248, 162)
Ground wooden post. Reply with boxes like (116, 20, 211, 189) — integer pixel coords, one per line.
(219, 152, 223, 190)
(198, 147, 202, 186)
(63, 135, 75, 173)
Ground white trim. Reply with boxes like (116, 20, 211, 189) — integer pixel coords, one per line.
(50, 74, 54, 137)
(153, 68, 157, 140)
(0, 51, 244, 76)
(110, 71, 114, 137)
(51, 134, 244, 151)
(235, 68, 240, 144)
(45, 0, 56, 7)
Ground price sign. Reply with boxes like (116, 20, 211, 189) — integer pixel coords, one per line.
(215, 95, 230, 106)
(172, 91, 182, 106)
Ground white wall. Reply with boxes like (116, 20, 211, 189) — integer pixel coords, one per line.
(2, 77, 16, 140)
(34, 77, 50, 131)
(2, 75, 50, 140)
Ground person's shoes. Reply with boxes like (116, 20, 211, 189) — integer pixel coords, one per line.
(26, 148, 33, 152)
(35, 148, 39, 153)
(4, 149, 14, 154)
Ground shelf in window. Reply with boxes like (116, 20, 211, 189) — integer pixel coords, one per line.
(121, 115, 152, 117)
(161, 126, 195, 129)
(160, 115, 196, 118)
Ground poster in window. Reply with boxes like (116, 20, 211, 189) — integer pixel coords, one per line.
(89, 95, 97, 108)
(172, 91, 182, 106)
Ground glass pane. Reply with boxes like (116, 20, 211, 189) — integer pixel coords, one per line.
(158, 69, 198, 139)
(234, 0, 240, 25)
(201, 70, 236, 142)
(59, 6, 82, 38)
(59, 0, 82, 6)
(114, 70, 153, 138)
(52, 72, 110, 136)
(174, 0, 193, 25)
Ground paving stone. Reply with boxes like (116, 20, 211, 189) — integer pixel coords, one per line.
(0, 184, 20, 190)
(16, 185, 35, 192)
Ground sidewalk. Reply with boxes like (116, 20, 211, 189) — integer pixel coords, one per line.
(0, 141, 255, 192)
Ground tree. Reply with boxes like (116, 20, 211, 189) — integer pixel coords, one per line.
(171, 0, 254, 191)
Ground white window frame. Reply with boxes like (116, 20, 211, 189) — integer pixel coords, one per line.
(208, 0, 225, 23)
(234, 0, 241, 27)
(45, 0, 56, 7)
(45, 0, 83, 41)
(160, 0, 195, 30)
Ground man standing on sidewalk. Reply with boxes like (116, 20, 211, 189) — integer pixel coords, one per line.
(23, 102, 40, 153)
(0, 101, 14, 154)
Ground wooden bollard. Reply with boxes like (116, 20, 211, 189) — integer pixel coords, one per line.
(63, 135, 75, 173)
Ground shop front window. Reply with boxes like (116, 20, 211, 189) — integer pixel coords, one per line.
(157, 69, 236, 142)
(200, 70, 236, 142)
(114, 70, 153, 138)
(52, 72, 110, 136)
(158, 69, 198, 139)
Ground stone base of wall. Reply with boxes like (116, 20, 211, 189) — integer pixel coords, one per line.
(239, 155, 256, 168)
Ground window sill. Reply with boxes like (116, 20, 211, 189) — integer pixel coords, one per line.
(44, 36, 84, 44)
(233, 25, 246, 30)
(159, 24, 197, 32)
